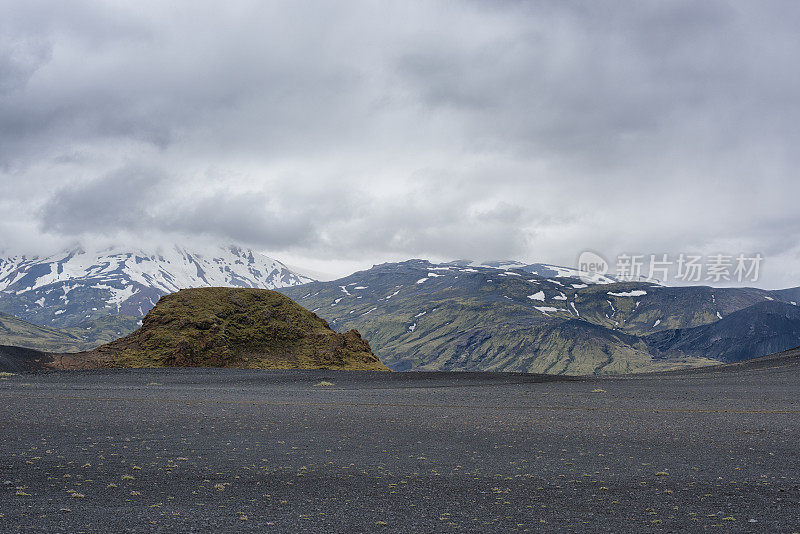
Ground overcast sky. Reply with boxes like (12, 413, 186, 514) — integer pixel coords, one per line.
(1, 0, 799, 287)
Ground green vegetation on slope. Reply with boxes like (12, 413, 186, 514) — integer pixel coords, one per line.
(0, 312, 89, 352)
(0, 312, 140, 353)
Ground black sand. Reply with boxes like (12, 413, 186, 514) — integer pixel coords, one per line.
(1, 352, 799, 532)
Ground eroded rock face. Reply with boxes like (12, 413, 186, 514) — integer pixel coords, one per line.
(58, 287, 390, 371)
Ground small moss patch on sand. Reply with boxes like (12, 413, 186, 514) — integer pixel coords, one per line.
(0, 372, 15, 377)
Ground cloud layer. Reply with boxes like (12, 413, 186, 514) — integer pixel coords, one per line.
(1, 0, 799, 287)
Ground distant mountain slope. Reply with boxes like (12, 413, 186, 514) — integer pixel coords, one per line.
(0, 244, 313, 334)
(0, 313, 88, 352)
(56, 288, 389, 371)
(773, 286, 800, 304)
(389, 315, 665, 375)
(573, 284, 779, 335)
(646, 300, 800, 363)
(280, 260, 785, 374)
(669, 344, 800, 374)
(0, 311, 141, 353)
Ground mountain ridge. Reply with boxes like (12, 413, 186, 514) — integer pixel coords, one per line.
(279, 259, 800, 374)
(3, 251, 798, 374)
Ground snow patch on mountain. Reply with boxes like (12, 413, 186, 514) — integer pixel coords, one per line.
(608, 290, 648, 297)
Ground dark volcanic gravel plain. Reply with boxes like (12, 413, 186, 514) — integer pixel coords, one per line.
(1, 351, 799, 533)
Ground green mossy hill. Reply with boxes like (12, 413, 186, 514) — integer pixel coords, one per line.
(88, 287, 389, 370)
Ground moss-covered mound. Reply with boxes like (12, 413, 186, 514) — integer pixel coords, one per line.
(79, 287, 389, 371)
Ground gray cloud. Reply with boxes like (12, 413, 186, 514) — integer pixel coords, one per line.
(39, 164, 168, 233)
(2, 0, 800, 287)
(0, 37, 51, 95)
(163, 193, 318, 250)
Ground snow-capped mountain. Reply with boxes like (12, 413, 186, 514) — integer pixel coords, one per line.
(0, 244, 314, 328)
